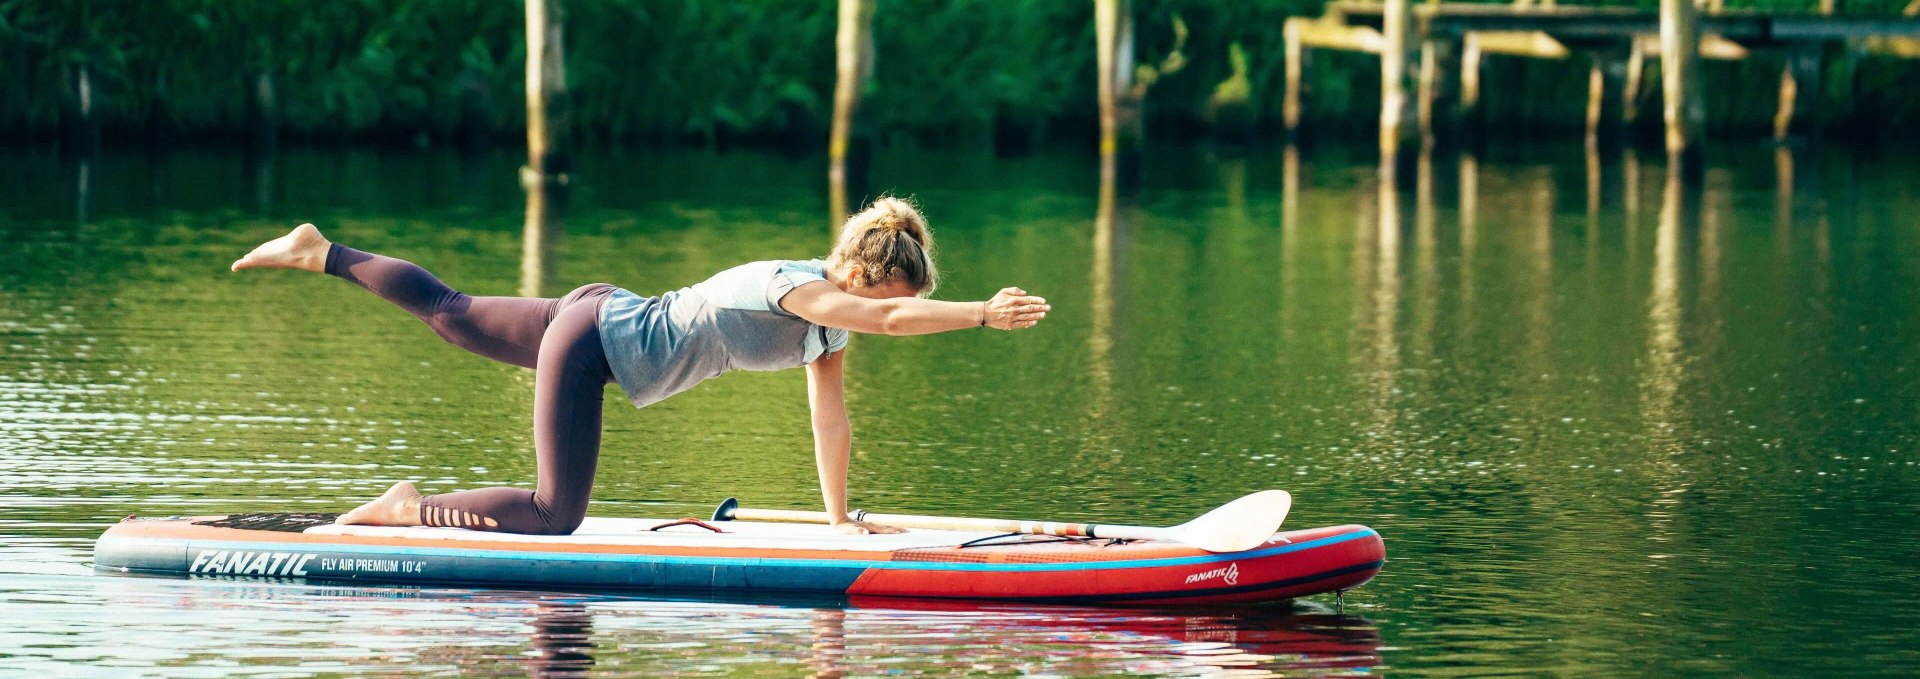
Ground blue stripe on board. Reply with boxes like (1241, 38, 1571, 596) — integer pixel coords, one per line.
(105, 527, 1378, 574)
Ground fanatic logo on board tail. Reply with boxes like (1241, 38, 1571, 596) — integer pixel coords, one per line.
(189, 550, 316, 576)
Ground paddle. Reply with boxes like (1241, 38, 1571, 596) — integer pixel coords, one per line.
(710, 490, 1291, 553)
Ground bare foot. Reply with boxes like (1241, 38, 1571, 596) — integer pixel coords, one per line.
(336, 481, 424, 527)
(231, 223, 332, 273)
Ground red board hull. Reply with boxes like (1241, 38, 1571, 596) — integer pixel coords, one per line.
(848, 524, 1384, 604)
(95, 515, 1383, 605)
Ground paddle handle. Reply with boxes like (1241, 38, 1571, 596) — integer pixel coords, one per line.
(723, 504, 1172, 542)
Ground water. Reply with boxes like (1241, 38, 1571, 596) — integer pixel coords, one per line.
(2, 142, 1917, 676)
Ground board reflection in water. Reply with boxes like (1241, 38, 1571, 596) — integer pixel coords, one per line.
(91, 575, 1383, 677)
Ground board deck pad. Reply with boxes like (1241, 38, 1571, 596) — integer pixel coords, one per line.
(308, 515, 1023, 551)
(96, 512, 1386, 605)
(194, 513, 342, 533)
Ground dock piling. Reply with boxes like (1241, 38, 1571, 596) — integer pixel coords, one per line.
(1459, 33, 1484, 138)
(523, 0, 570, 185)
(1775, 44, 1824, 141)
(1419, 38, 1461, 147)
(1659, 0, 1706, 176)
(1096, 0, 1138, 164)
(1284, 20, 1305, 139)
(829, 0, 876, 221)
(1623, 37, 1647, 132)
(1381, 0, 1419, 164)
(1587, 49, 1629, 146)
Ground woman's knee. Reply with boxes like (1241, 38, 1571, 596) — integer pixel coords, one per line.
(544, 513, 586, 536)
(532, 499, 588, 535)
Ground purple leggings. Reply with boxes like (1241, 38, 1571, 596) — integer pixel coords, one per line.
(327, 244, 613, 535)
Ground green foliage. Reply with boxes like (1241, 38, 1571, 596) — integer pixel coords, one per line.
(0, 0, 1916, 146)
(868, 0, 1094, 145)
(1208, 43, 1252, 111)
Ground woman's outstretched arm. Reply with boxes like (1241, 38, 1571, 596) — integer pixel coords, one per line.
(805, 349, 903, 535)
(779, 283, 1049, 336)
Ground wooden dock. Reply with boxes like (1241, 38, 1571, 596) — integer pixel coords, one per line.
(1285, 0, 1920, 175)
(1331, 3, 1920, 42)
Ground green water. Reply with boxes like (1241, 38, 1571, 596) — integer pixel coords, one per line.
(2, 143, 1917, 676)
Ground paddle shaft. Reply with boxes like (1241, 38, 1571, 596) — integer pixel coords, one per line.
(727, 506, 1175, 542)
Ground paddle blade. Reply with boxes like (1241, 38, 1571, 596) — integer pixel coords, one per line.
(1174, 490, 1293, 552)
(710, 497, 740, 522)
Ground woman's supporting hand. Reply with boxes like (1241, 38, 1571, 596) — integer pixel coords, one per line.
(983, 287, 1050, 330)
(833, 519, 906, 535)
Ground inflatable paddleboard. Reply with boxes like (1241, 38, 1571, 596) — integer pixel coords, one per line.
(93, 513, 1384, 605)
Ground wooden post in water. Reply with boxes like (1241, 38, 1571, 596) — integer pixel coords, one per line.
(69, 64, 101, 156)
(1380, 0, 1419, 167)
(1284, 19, 1305, 140)
(1659, 0, 1705, 176)
(1419, 37, 1460, 148)
(1775, 45, 1823, 142)
(1095, 3, 1184, 185)
(1459, 33, 1484, 143)
(1776, 0, 1839, 142)
(247, 71, 279, 155)
(1096, 0, 1139, 177)
(523, 0, 571, 186)
(1284, 17, 1379, 141)
(829, 0, 876, 221)
(1785, 3, 1827, 141)
(1623, 37, 1647, 135)
(1586, 49, 1628, 147)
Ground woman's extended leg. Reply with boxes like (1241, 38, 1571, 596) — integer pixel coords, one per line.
(237, 224, 616, 535)
(232, 223, 556, 369)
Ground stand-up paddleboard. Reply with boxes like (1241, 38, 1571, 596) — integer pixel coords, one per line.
(93, 511, 1384, 605)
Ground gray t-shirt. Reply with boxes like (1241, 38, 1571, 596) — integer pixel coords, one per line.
(595, 259, 850, 408)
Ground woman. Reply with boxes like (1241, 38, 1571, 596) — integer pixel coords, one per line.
(230, 197, 1048, 536)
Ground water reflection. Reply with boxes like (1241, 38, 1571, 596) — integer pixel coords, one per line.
(75, 157, 91, 225)
(1699, 169, 1727, 309)
(1458, 152, 1478, 331)
(1585, 139, 1605, 272)
(247, 148, 276, 213)
(1644, 160, 1686, 454)
(1089, 155, 1133, 426)
(1641, 159, 1695, 560)
(1525, 171, 1554, 362)
(1775, 147, 1794, 259)
(804, 608, 847, 679)
(60, 573, 1385, 677)
(1413, 150, 1437, 366)
(1361, 160, 1402, 443)
(1281, 145, 1301, 343)
(523, 183, 566, 298)
(1625, 147, 1643, 260)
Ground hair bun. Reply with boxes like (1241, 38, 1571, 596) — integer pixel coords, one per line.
(827, 195, 939, 295)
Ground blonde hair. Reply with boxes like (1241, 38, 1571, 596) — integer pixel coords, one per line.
(829, 196, 938, 296)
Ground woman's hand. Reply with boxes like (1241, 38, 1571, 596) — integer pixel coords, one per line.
(983, 287, 1049, 330)
(832, 519, 906, 535)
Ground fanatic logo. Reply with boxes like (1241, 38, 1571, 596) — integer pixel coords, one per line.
(189, 550, 316, 576)
(1183, 562, 1240, 586)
